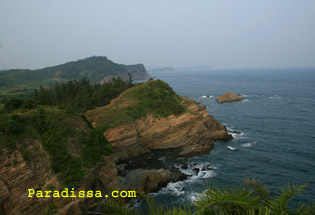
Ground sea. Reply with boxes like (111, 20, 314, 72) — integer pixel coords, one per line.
(135, 68, 315, 208)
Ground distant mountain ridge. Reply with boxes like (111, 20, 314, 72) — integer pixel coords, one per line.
(148, 66, 176, 73)
(0, 56, 151, 91)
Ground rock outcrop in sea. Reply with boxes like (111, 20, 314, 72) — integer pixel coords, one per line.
(216, 92, 243, 103)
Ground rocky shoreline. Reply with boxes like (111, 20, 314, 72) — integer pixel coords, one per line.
(0, 97, 232, 215)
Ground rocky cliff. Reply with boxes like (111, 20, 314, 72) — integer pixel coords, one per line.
(103, 99, 232, 163)
(0, 142, 119, 215)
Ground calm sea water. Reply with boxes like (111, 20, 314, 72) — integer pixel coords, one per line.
(144, 68, 315, 207)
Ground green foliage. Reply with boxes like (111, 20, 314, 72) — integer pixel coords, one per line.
(33, 77, 128, 112)
(99, 178, 315, 215)
(101, 200, 138, 215)
(4, 99, 36, 112)
(0, 114, 24, 134)
(136, 80, 186, 117)
(0, 56, 148, 92)
(193, 178, 314, 215)
(0, 88, 33, 106)
(88, 80, 186, 129)
(0, 107, 113, 188)
(80, 127, 113, 168)
(46, 204, 58, 215)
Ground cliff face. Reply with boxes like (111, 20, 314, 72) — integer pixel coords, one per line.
(0, 146, 118, 215)
(100, 63, 151, 83)
(104, 101, 232, 163)
(124, 64, 151, 80)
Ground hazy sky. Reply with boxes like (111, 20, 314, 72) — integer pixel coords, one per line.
(1, 0, 315, 70)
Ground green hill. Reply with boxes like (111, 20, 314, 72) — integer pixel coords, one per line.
(86, 79, 187, 129)
(0, 56, 150, 92)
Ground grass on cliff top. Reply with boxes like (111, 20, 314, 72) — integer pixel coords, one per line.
(86, 79, 187, 129)
(0, 104, 113, 188)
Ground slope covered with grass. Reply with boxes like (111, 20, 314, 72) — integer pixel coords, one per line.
(86, 80, 187, 129)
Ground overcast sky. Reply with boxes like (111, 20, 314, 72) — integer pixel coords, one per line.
(1, 0, 315, 70)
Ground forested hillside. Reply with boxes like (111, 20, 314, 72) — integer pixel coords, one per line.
(0, 56, 150, 91)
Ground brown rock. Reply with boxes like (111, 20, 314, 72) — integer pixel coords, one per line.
(216, 92, 243, 103)
(104, 102, 232, 162)
(0, 146, 119, 215)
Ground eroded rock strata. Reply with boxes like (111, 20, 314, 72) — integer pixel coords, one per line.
(0, 146, 119, 215)
(104, 102, 232, 163)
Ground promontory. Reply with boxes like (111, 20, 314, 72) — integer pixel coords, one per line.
(0, 78, 232, 214)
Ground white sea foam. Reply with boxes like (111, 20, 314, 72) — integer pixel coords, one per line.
(189, 192, 202, 203)
(227, 146, 237, 150)
(158, 181, 185, 196)
(154, 162, 216, 197)
(241, 142, 257, 147)
(242, 99, 249, 102)
(200, 95, 213, 98)
(226, 126, 245, 139)
(269, 95, 281, 99)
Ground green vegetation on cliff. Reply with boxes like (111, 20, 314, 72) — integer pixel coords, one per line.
(86, 79, 187, 129)
(0, 78, 186, 188)
(32, 77, 130, 112)
(0, 102, 113, 188)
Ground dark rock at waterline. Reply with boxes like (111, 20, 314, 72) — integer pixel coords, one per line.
(122, 168, 172, 193)
(202, 165, 212, 171)
(228, 130, 241, 134)
(169, 166, 188, 182)
(181, 164, 189, 169)
(116, 163, 127, 172)
(171, 170, 187, 182)
(193, 168, 200, 175)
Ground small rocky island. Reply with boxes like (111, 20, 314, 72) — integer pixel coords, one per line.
(217, 92, 243, 103)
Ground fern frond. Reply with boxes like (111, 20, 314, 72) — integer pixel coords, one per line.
(268, 183, 307, 214)
(194, 182, 262, 215)
(244, 175, 270, 201)
(100, 199, 138, 215)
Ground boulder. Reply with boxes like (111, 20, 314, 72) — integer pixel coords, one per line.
(123, 169, 172, 192)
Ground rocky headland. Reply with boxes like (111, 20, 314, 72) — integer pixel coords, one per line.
(102, 100, 232, 163)
(0, 80, 232, 214)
